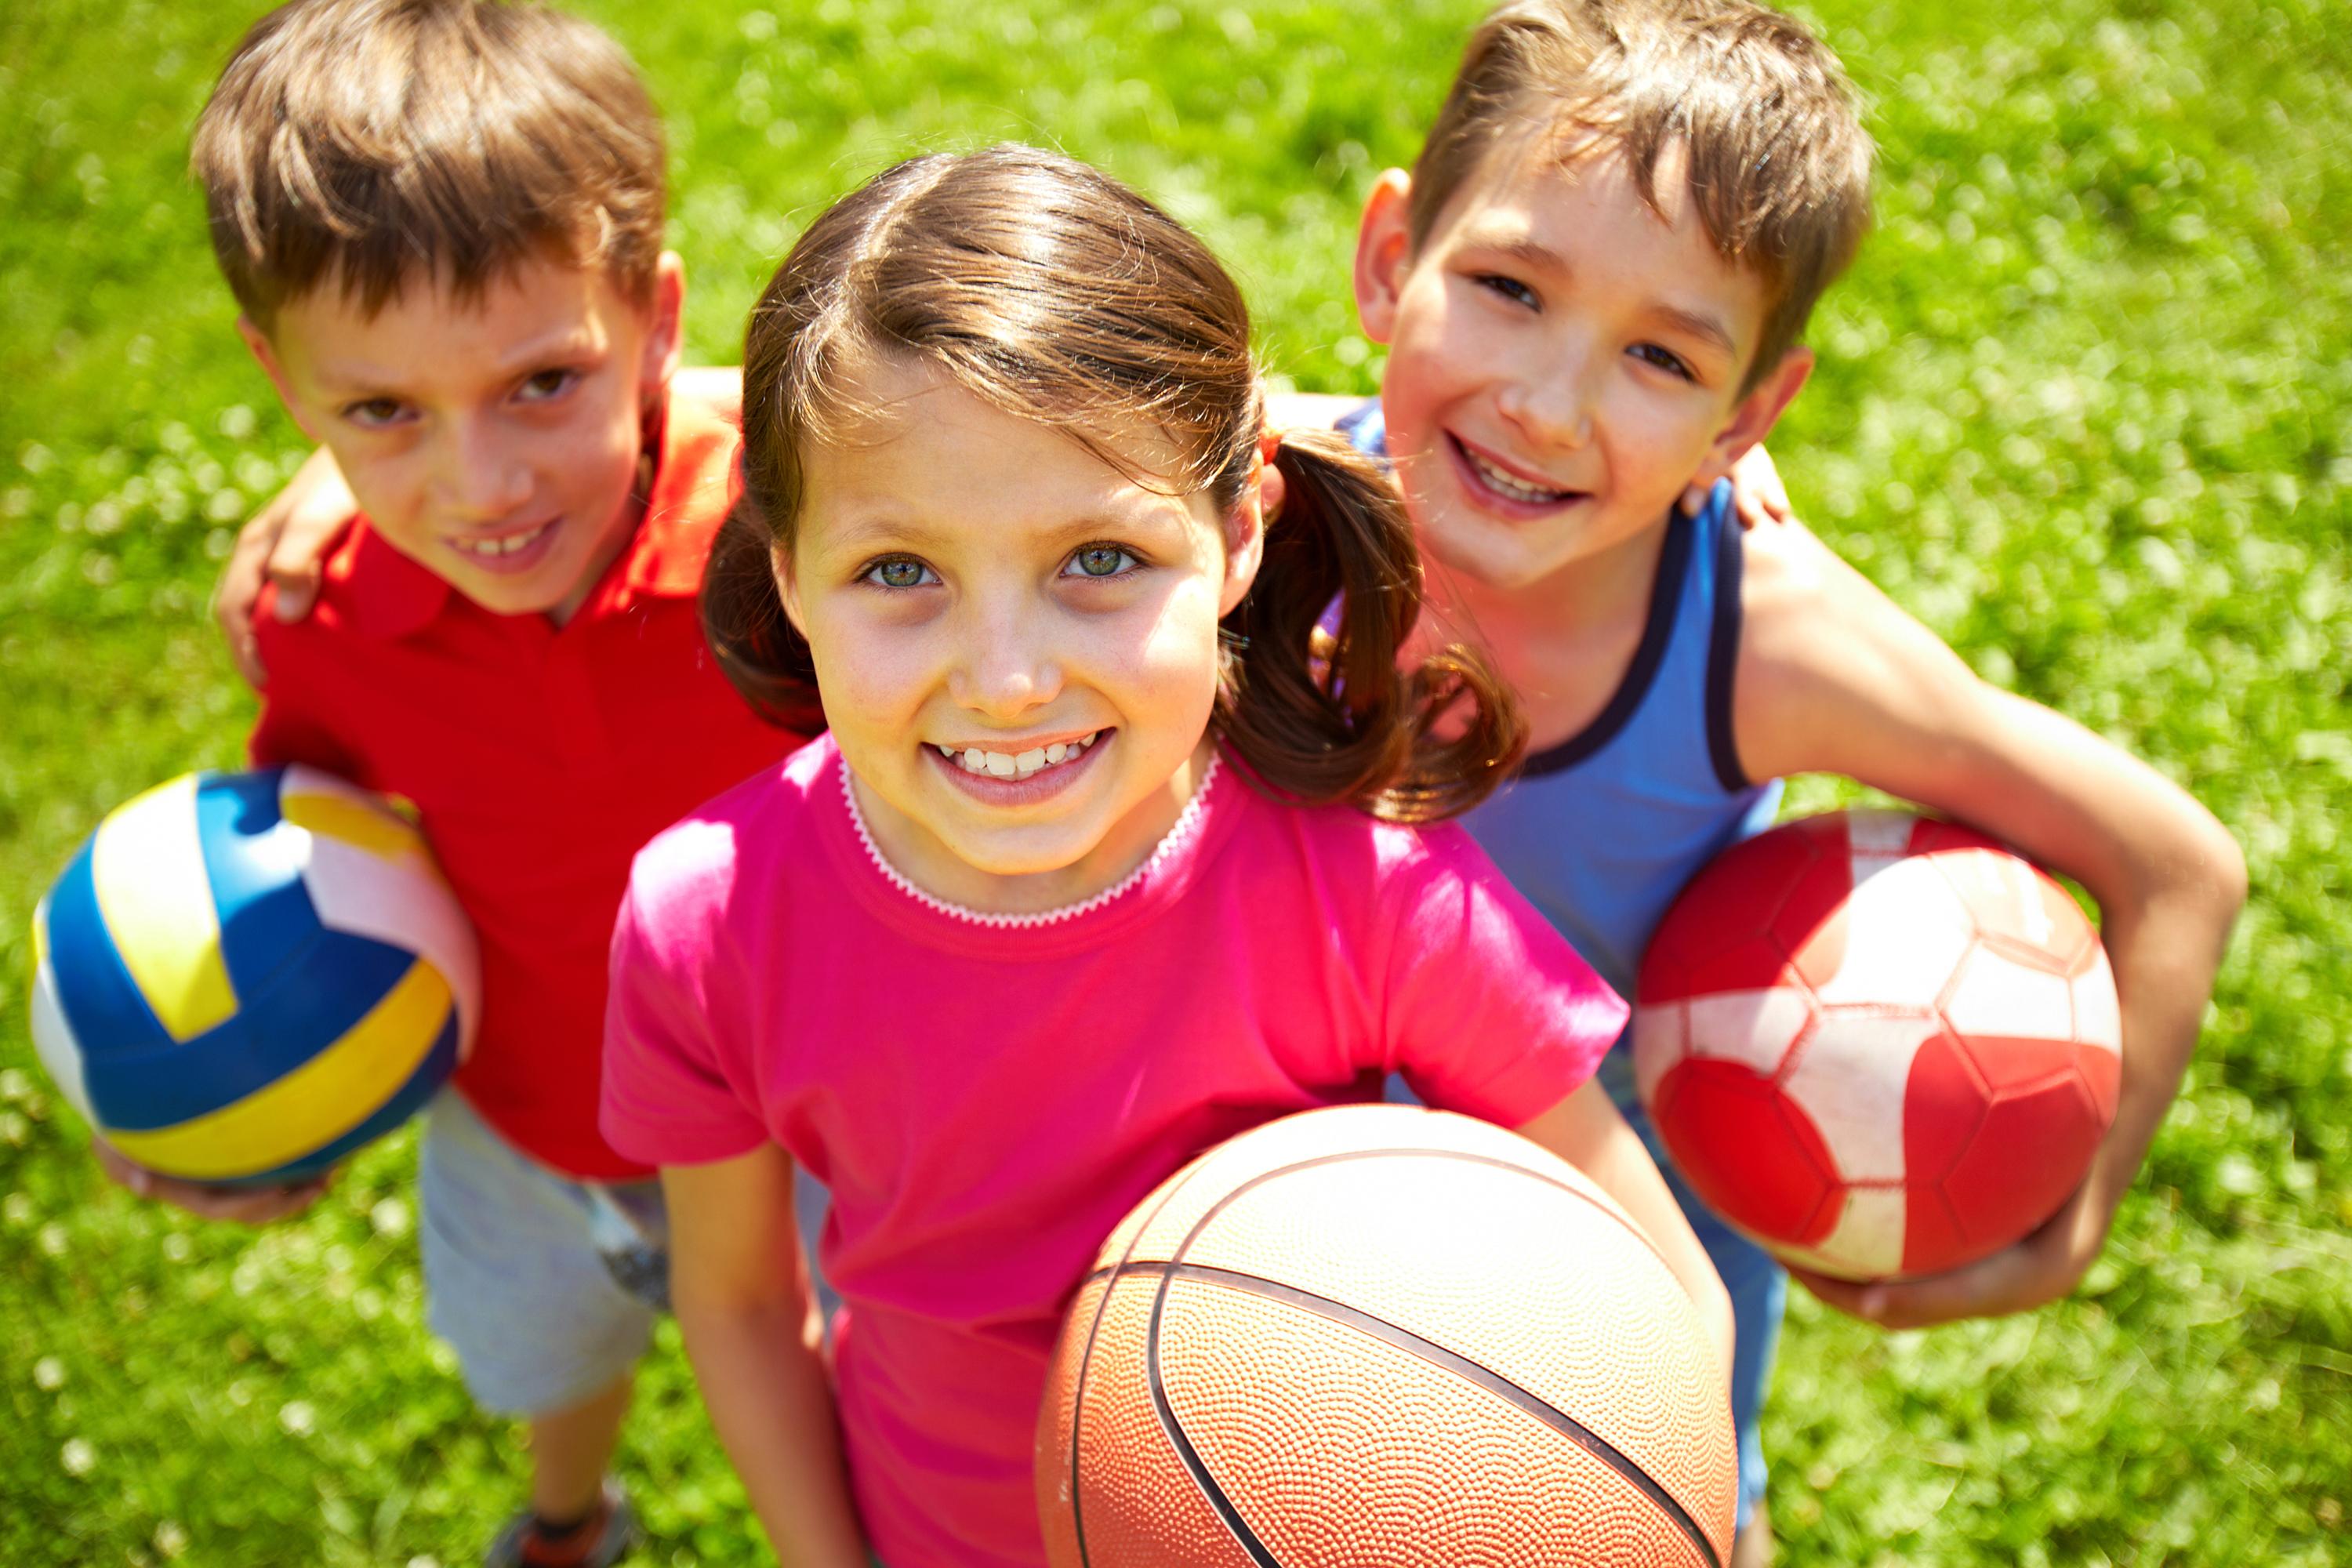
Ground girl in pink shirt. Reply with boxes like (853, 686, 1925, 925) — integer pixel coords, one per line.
(599, 145, 1733, 1568)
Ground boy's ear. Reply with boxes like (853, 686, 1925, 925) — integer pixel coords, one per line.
(639, 251, 688, 404)
(235, 317, 324, 444)
(1352, 169, 1417, 346)
(1218, 452, 1276, 618)
(1693, 346, 1813, 488)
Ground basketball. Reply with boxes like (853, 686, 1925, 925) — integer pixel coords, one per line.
(1036, 1103, 1736, 1568)
(28, 765, 478, 1186)
(1633, 809, 2121, 1283)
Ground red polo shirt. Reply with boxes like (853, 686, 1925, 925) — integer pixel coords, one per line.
(251, 390, 806, 1180)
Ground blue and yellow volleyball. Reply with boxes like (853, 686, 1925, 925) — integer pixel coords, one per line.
(28, 765, 479, 1186)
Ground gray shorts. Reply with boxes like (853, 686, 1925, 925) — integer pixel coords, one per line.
(416, 1093, 670, 1418)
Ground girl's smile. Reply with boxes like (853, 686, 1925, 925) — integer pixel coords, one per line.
(929, 728, 1110, 804)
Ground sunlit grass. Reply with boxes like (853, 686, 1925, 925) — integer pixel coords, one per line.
(2, 0, 2344, 1562)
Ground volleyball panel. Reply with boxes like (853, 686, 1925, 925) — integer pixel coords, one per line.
(27, 900, 97, 1126)
(101, 956, 460, 1184)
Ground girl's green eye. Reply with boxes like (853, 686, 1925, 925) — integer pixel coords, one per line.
(875, 559, 928, 588)
(1070, 545, 1134, 579)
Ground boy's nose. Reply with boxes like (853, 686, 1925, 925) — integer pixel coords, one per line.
(434, 419, 535, 520)
(1500, 361, 1597, 452)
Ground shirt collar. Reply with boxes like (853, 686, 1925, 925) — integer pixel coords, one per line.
(335, 387, 742, 641)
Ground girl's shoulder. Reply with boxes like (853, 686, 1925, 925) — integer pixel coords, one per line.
(1269, 793, 1504, 909)
(625, 732, 840, 927)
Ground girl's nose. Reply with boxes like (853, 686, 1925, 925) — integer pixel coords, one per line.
(947, 600, 1064, 719)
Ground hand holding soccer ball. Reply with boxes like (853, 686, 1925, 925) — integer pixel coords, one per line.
(1634, 811, 2121, 1302)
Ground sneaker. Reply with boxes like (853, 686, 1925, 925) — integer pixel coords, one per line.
(484, 1479, 642, 1568)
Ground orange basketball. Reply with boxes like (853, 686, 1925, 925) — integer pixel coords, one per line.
(1036, 1104, 1737, 1568)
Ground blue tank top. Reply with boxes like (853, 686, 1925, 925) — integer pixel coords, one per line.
(1338, 399, 1783, 1001)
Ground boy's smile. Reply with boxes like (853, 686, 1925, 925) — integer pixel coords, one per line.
(241, 252, 684, 624)
(1356, 136, 1803, 593)
(780, 358, 1265, 914)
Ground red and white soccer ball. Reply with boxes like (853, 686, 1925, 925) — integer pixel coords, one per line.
(1633, 810, 2122, 1283)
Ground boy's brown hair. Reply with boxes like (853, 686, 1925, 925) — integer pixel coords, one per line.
(192, 0, 666, 325)
(707, 145, 1526, 822)
(1410, 0, 1874, 387)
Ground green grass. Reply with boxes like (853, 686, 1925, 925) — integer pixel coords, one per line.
(2, 0, 2347, 1563)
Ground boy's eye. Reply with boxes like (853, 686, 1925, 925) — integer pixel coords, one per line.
(518, 368, 579, 401)
(343, 397, 407, 428)
(1063, 544, 1139, 579)
(1629, 343, 1696, 381)
(863, 557, 937, 590)
(1475, 274, 1540, 310)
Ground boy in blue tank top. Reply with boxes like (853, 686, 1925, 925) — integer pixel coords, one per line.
(1283, 0, 2245, 1559)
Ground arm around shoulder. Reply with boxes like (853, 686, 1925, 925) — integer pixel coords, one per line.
(1730, 524, 2246, 1327)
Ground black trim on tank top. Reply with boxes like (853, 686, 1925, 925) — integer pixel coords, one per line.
(1703, 509, 1752, 791)
(1515, 507, 1696, 779)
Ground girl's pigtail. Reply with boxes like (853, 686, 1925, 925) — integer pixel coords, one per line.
(700, 498, 826, 735)
(1220, 427, 1526, 822)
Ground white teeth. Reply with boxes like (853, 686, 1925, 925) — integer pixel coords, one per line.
(1465, 447, 1572, 504)
(452, 523, 550, 557)
(944, 731, 1103, 779)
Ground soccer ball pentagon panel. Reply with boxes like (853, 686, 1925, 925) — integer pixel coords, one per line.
(30, 766, 477, 1186)
(1633, 810, 2120, 1283)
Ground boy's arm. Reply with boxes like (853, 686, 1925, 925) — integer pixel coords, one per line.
(1733, 524, 2248, 1328)
(663, 1141, 869, 1568)
(1517, 1080, 1737, 1379)
(216, 444, 354, 687)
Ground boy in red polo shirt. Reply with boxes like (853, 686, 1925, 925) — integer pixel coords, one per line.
(97, 4, 806, 1563)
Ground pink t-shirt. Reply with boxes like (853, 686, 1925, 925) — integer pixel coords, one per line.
(601, 733, 1626, 1568)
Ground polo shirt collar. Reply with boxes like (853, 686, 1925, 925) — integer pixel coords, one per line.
(338, 393, 735, 641)
(620, 394, 739, 601)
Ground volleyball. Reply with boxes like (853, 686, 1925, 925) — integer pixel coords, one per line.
(1633, 810, 2120, 1282)
(1037, 1104, 1737, 1568)
(28, 765, 478, 1186)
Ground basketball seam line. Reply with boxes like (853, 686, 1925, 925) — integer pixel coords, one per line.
(1064, 1135, 1230, 1568)
(1081, 1144, 1694, 1299)
(1134, 1139, 1722, 1568)
(1134, 1258, 1722, 1568)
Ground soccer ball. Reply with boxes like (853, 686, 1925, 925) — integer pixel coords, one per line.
(29, 765, 478, 1186)
(1633, 809, 2120, 1282)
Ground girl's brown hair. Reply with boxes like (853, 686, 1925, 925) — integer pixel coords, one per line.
(705, 145, 1523, 822)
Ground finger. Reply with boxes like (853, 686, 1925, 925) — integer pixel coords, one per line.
(270, 564, 321, 623)
(213, 527, 279, 684)
(264, 524, 328, 618)
(1785, 1266, 1884, 1321)
(93, 1142, 156, 1198)
(233, 633, 269, 689)
(1678, 483, 1707, 518)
